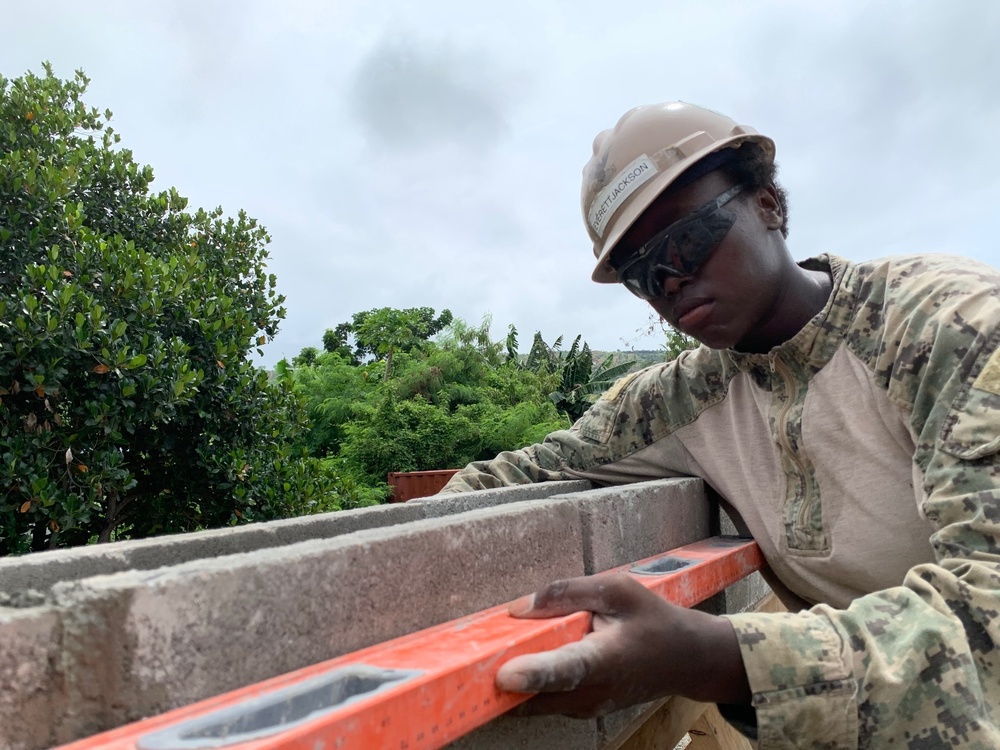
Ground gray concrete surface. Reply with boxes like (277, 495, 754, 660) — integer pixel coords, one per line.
(0, 477, 770, 750)
(0, 481, 592, 598)
(43, 498, 588, 744)
(448, 713, 598, 750)
(0, 502, 426, 597)
(410, 479, 593, 517)
(596, 699, 662, 748)
(0, 606, 64, 750)
(717, 498, 771, 615)
(570, 478, 710, 574)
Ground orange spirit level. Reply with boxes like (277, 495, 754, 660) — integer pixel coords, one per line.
(60, 536, 763, 750)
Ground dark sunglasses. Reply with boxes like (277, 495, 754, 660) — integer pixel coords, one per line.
(613, 184, 744, 300)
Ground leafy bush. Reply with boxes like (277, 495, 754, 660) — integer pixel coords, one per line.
(292, 314, 575, 488)
(340, 394, 478, 483)
(0, 65, 333, 554)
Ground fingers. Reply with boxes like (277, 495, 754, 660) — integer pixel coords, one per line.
(494, 573, 737, 718)
(507, 573, 646, 619)
(496, 639, 602, 693)
(496, 573, 679, 716)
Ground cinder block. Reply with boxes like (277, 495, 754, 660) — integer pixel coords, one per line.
(0, 606, 64, 750)
(596, 700, 661, 748)
(715, 571, 772, 614)
(5, 477, 735, 750)
(51, 584, 140, 746)
(715, 501, 772, 614)
(47, 498, 587, 743)
(564, 478, 711, 574)
(447, 714, 597, 750)
(0, 502, 426, 597)
(412, 480, 593, 517)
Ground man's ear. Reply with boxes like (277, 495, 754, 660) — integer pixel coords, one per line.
(756, 185, 783, 230)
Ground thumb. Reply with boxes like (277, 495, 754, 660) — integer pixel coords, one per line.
(496, 639, 600, 693)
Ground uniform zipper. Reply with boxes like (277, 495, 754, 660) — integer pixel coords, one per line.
(771, 355, 821, 548)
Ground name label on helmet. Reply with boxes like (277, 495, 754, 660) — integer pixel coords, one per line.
(588, 154, 658, 238)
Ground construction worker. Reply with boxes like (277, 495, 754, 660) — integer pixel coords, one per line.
(437, 102, 1000, 747)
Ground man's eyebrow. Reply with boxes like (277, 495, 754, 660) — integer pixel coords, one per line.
(615, 188, 721, 263)
(651, 188, 710, 222)
(645, 203, 697, 234)
(664, 192, 721, 218)
(616, 209, 681, 260)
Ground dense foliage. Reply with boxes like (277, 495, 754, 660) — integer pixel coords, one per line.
(0, 65, 334, 554)
(509, 329, 635, 422)
(288, 312, 664, 492)
(322, 307, 454, 377)
(0, 66, 698, 554)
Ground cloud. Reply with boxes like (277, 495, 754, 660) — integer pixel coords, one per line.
(4, 0, 997, 367)
(169, 1, 259, 78)
(348, 34, 510, 150)
(718, 3, 1000, 263)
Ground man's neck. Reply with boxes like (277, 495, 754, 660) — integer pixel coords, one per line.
(735, 262, 834, 354)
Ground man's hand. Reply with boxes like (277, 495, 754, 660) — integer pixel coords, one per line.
(495, 573, 751, 718)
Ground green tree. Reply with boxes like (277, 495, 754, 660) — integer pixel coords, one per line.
(662, 326, 698, 361)
(506, 327, 635, 421)
(291, 313, 570, 488)
(293, 346, 319, 367)
(292, 351, 375, 456)
(551, 347, 636, 422)
(437, 313, 507, 369)
(0, 65, 332, 554)
(327, 306, 454, 379)
(632, 312, 699, 361)
(340, 393, 477, 481)
(320, 323, 356, 363)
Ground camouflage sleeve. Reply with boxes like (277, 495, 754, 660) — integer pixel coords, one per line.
(724, 258, 1000, 748)
(435, 442, 579, 494)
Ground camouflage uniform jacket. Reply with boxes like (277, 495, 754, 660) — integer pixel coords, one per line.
(440, 254, 1000, 748)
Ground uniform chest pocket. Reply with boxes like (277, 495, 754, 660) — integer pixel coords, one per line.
(577, 392, 627, 445)
(575, 368, 674, 459)
(577, 368, 650, 449)
(939, 343, 1000, 460)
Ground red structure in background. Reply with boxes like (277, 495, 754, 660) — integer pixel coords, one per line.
(387, 469, 460, 502)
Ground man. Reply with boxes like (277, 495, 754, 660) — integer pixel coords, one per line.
(436, 102, 1000, 747)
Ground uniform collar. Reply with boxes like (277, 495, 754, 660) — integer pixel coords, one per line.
(724, 254, 852, 376)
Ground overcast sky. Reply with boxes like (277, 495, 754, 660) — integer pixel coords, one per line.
(4, 1, 999, 365)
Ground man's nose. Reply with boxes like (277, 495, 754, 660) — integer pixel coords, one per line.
(661, 273, 691, 296)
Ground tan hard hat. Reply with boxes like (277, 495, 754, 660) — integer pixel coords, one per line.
(583, 102, 775, 283)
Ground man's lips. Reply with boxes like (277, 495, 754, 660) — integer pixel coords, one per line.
(675, 299, 715, 329)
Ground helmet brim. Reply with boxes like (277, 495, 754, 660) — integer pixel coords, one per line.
(591, 133, 775, 284)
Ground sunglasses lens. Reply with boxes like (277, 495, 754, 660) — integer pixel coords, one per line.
(665, 209, 737, 276)
(617, 207, 737, 299)
(620, 272, 653, 300)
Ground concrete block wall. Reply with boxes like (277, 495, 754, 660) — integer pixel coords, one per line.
(0, 478, 770, 750)
(0, 606, 62, 750)
(716, 499, 772, 616)
(0, 481, 593, 599)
